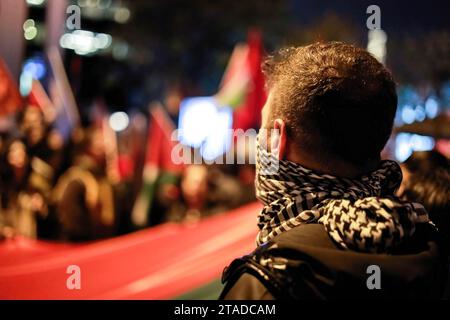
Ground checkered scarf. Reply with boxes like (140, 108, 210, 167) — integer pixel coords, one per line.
(255, 145, 430, 253)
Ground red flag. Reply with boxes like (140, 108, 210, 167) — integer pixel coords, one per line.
(131, 103, 184, 227)
(232, 30, 267, 130)
(215, 30, 267, 130)
(145, 104, 183, 173)
(215, 44, 251, 109)
(102, 115, 121, 183)
(0, 58, 23, 117)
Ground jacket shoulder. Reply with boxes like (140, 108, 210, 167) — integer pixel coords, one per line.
(220, 224, 449, 300)
(221, 273, 274, 300)
(220, 224, 336, 300)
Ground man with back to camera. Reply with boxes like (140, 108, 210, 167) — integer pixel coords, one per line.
(220, 42, 449, 299)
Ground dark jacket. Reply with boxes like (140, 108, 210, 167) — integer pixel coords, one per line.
(220, 223, 449, 299)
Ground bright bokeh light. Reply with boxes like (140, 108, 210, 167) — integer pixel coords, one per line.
(19, 72, 33, 97)
(401, 105, 416, 124)
(178, 97, 233, 160)
(179, 97, 216, 148)
(395, 133, 435, 162)
(201, 107, 233, 161)
(114, 8, 131, 24)
(60, 30, 112, 55)
(23, 19, 38, 41)
(23, 19, 35, 31)
(414, 105, 426, 122)
(19, 57, 47, 96)
(425, 97, 439, 118)
(26, 0, 45, 6)
(23, 58, 46, 80)
(109, 112, 129, 132)
(367, 29, 387, 64)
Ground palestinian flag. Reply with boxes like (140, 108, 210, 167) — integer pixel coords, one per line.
(131, 103, 184, 227)
(215, 44, 250, 109)
(0, 58, 23, 117)
(215, 30, 267, 130)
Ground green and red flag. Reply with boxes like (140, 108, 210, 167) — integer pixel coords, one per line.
(131, 103, 184, 227)
(215, 30, 267, 130)
(215, 44, 250, 109)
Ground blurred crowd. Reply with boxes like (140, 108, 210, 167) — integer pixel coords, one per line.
(0, 98, 256, 242)
(1, 97, 449, 243)
(399, 150, 450, 239)
(1, 98, 449, 246)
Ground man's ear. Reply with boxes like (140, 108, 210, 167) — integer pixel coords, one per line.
(271, 119, 287, 160)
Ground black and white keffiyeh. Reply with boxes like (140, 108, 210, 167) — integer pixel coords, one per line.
(255, 143, 430, 253)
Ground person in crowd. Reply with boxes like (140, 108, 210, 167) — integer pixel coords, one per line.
(0, 137, 40, 238)
(220, 42, 449, 299)
(163, 164, 251, 224)
(16, 106, 67, 238)
(398, 150, 450, 298)
(165, 164, 208, 223)
(17, 106, 45, 147)
(398, 150, 450, 242)
(52, 126, 116, 241)
(163, 84, 183, 127)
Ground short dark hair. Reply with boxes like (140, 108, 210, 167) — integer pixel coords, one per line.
(263, 41, 397, 165)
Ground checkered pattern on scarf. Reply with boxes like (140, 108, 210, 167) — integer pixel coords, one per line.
(255, 145, 430, 253)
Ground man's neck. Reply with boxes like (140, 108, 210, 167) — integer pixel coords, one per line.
(287, 148, 379, 178)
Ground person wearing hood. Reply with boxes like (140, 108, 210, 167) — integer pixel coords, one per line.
(220, 42, 448, 300)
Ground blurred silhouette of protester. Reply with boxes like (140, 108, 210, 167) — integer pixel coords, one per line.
(398, 150, 450, 299)
(113, 113, 148, 235)
(0, 59, 33, 238)
(147, 88, 184, 224)
(163, 164, 207, 223)
(0, 137, 39, 238)
(52, 126, 116, 241)
(16, 105, 66, 239)
(45, 128, 66, 178)
(398, 150, 450, 241)
(152, 111, 258, 224)
(113, 152, 136, 235)
(235, 164, 256, 202)
(164, 164, 253, 224)
(163, 85, 183, 127)
(208, 165, 255, 212)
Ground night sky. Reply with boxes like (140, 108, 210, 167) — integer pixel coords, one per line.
(72, 0, 449, 113)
